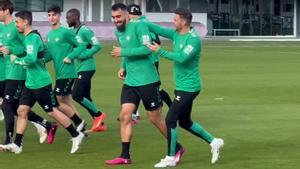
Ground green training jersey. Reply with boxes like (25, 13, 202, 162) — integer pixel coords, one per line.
(139, 16, 160, 63)
(115, 19, 159, 86)
(1, 20, 26, 80)
(14, 31, 52, 89)
(46, 25, 85, 79)
(148, 22, 201, 92)
(0, 22, 5, 80)
(74, 25, 101, 72)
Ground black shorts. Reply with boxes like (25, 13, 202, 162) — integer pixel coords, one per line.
(0, 80, 5, 98)
(19, 85, 59, 112)
(121, 82, 162, 111)
(54, 78, 75, 96)
(3, 80, 25, 103)
(169, 90, 199, 116)
(72, 71, 95, 100)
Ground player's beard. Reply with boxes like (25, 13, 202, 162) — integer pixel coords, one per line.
(116, 21, 126, 32)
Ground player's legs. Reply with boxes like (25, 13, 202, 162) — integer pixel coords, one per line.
(1, 80, 24, 144)
(0, 80, 5, 121)
(35, 84, 84, 154)
(72, 71, 106, 131)
(106, 85, 139, 165)
(72, 71, 103, 117)
(55, 79, 84, 129)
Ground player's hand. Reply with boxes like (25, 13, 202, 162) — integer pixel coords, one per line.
(0, 46, 10, 55)
(147, 41, 160, 52)
(10, 54, 17, 62)
(63, 57, 71, 64)
(111, 46, 121, 57)
(118, 68, 126, 80)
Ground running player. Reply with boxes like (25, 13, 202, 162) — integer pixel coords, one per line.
(45, 5, 86, 133)
(147, 8, 224, 167)
(66, 8, 107, 132)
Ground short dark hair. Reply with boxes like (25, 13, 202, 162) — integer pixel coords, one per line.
(15, 10, 32, 25)
(67, 8, 80, 18)
(0, 0, 14, 14)
(47, 5, 61, 14)
(111, 3, 127, 11)
(127, 4, 142, 16)
(174, 8, 192, 26)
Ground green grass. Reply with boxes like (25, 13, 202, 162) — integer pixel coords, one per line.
(1, 41, 300, 169)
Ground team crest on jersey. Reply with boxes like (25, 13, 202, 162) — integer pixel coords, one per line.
(75, 35, 83, 43)
(55, 37, 60, 42)
(180, 44, 184, 49)
(183, 45, 194, 55)
(27, 45, 33, 54)
(142, 35, 150, 45)
(6, 33, 10, 38)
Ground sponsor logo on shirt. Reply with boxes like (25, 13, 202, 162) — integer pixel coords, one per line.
(126, 36, 131, 41)
(183, 45, 194, 55)
(55, 37, 60, 42)
(175, 95, 181, 101)
(6, 33, 10, 38)
(55, 88, 60, 92)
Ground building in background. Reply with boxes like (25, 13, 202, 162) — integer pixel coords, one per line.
(10, 0, 299, 37)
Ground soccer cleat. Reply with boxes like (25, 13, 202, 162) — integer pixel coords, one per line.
(0, 109, 4, 121)
(106, 157, 132, 165)
(47, 123, 58, 144)
(154, 156, 177, 168)
(31, 122, 48, 144)
(87, 123, 107, 133)
(70, 132, 84, 154)
(76, 119, 87, 132)
(0, 143, 22, 154)
(174, 147, 185, 163)
(210, 138, 224, 164)
(90, 112, 106, 131)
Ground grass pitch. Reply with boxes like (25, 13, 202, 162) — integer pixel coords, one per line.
(0, 41, 300, 169)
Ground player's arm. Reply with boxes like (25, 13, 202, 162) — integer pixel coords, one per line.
(78, 29, 101, 60)
(153, 37, 201, 63)
(120, 22, 152, 57)
(146, 22, 175, 40)
(5, 33, 26, 56)
(13, 37, 39, 66)
(65, 30, 86, 60)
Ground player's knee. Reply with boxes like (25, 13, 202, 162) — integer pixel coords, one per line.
(119, 111, 132, 123)
(17, 106, 29, 119)
(165, 116, 177, 128)
(178, 120, 193, 129)
(71, 91, 82, 102)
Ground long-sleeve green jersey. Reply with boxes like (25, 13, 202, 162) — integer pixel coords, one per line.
(147, 22, 201, 92)
(74, 25, 101, 72)
(46, 25, 85, 79)
(139, 16, 160, 63)
(116, 19, 159, 86)
(14, 31, 52, 89)
(0, 23, 5, 80)
(1, 20, 26, 80)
